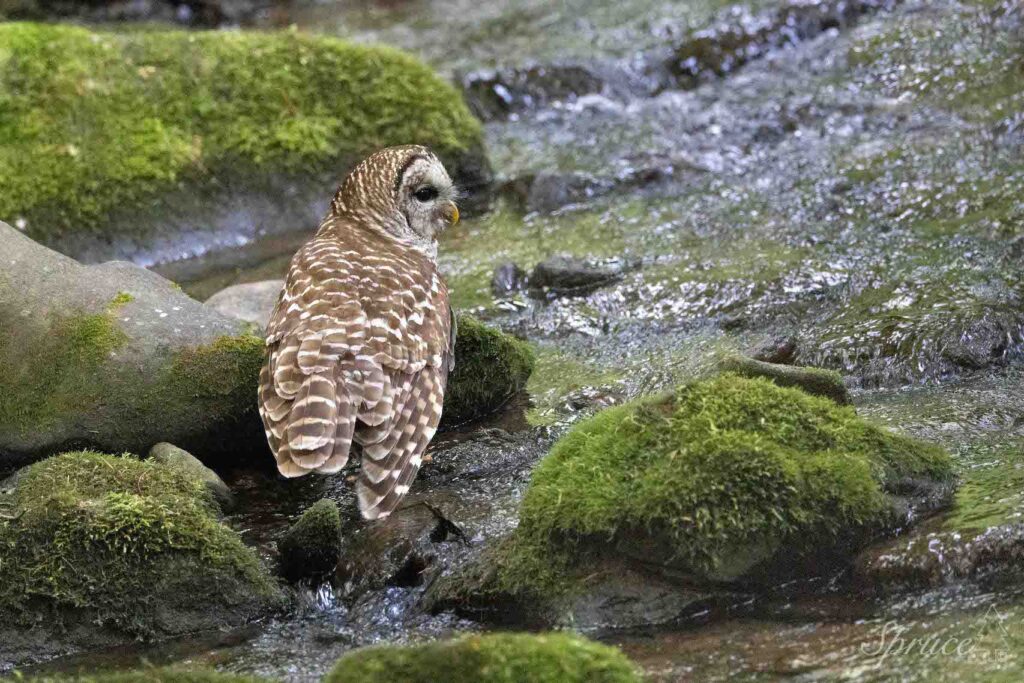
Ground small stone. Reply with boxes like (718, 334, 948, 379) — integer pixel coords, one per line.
(528, 255, 631, 299)
(204, 280, 284, 329)
(751, 335, 799, 365)
(148, 442, 234, 511)
(278, 499, 342, 583)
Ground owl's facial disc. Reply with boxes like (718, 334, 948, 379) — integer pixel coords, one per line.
(397, 155, 458, 243)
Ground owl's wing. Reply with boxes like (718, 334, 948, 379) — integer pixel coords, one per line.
(259, 229, 452, 520)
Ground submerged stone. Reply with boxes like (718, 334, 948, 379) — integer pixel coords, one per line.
(0, 451, 283, 665)
(278, 499, 342, 583)
(326, 632, 641, 683)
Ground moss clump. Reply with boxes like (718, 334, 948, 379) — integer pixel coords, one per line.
(277, 499, 342, 583)
(326, 632, 641, 683)
(444, 316, 536, 426)
(0, 451, 282, 638)
(22, 668, 270, 682)
(495, 374, 952, 596)
(0, 309, 127, 435)
(0, 22, 483, 240)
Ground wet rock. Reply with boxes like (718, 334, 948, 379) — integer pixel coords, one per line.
(667, 0, 893, 88)
(525, 172, 614, 213)
(751, 335, 799, 365)
(278, 499, 342, 584)
(149, 442, 234, 511)
(205, 280, 283, 329)
(856, 523, 1024, 592)
(718, 354, 851, 404)
(337, 502, 466, 598)
(0, 222, 267, 468)
(0, 451, 283, 665)
(461, 63, 606, 121)
(0, 23, 487, 266)
(17, 668, 270, 682)
(431, 374, 952, 628)
(528, 256, 632, 299)
(490, 262, 529, 297)
(326, 632, 642, 683)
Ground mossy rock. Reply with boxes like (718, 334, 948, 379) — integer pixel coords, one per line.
(436, 374, 953, 624)
(0, 22, 488, 263)
(22, 667, 272, 682)
(325, 632, 641, 683)
(444, 315, 536, 426)
(277, 499, 342, 583)
(0, 451, 283, 664)
(0, 222, 267, 467)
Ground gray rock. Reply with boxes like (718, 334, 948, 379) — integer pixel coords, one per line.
(149, 442, 234, 510)
(461, 63, 606, 121)
(528, 255, 631, 299)
(0, 221, 266, 467)
(205, 280, 284, 329)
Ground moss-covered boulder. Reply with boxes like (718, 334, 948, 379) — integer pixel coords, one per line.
(277, 499, 342, 583)
(444, 315, 536, 426)
(0, 451, 283, 665)
(0, 22, 488, 264)
(0, 222, 266, 467)
(22, 668, 271, 682)
(326, 632, 641, 683)
(431, 374, 953, 627)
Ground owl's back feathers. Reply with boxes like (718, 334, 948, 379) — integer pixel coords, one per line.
(259, 215, 452, 520)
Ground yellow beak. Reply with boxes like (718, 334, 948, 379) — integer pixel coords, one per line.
(444, 201, 460, 226)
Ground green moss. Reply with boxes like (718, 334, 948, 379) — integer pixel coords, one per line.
(326, 632, 641, 683)
(944, 439, 1024, 532)
(0, 309, 127, 435)
(277, 499, 342, 582)
(495, 374, 952, 596)
(163, 333, 265, 419)
(109, 291, 135, 308)
(0, 22, 483, 239)
(444, 316, 536, 426)
(21, 668, 271, 682)
(0, 451, 282, 637)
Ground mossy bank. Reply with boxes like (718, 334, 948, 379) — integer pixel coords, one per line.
(0, 22, 488, 263)
(326, 632, 641, 683)
(0, 451, 283, 665)
(433, 374, 954, 624)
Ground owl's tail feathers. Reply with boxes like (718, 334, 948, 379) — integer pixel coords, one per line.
(260, 359, 356, 477)
(356, 367, 443, 521)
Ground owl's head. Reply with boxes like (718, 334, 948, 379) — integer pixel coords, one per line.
(330, 145, 459, 255)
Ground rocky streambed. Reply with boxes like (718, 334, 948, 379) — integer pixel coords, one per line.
(1, 0, 1023, 681)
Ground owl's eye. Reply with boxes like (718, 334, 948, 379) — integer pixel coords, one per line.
(413, 186, 439, 202)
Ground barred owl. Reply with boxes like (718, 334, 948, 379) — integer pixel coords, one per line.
(258, 146, 459, 520)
